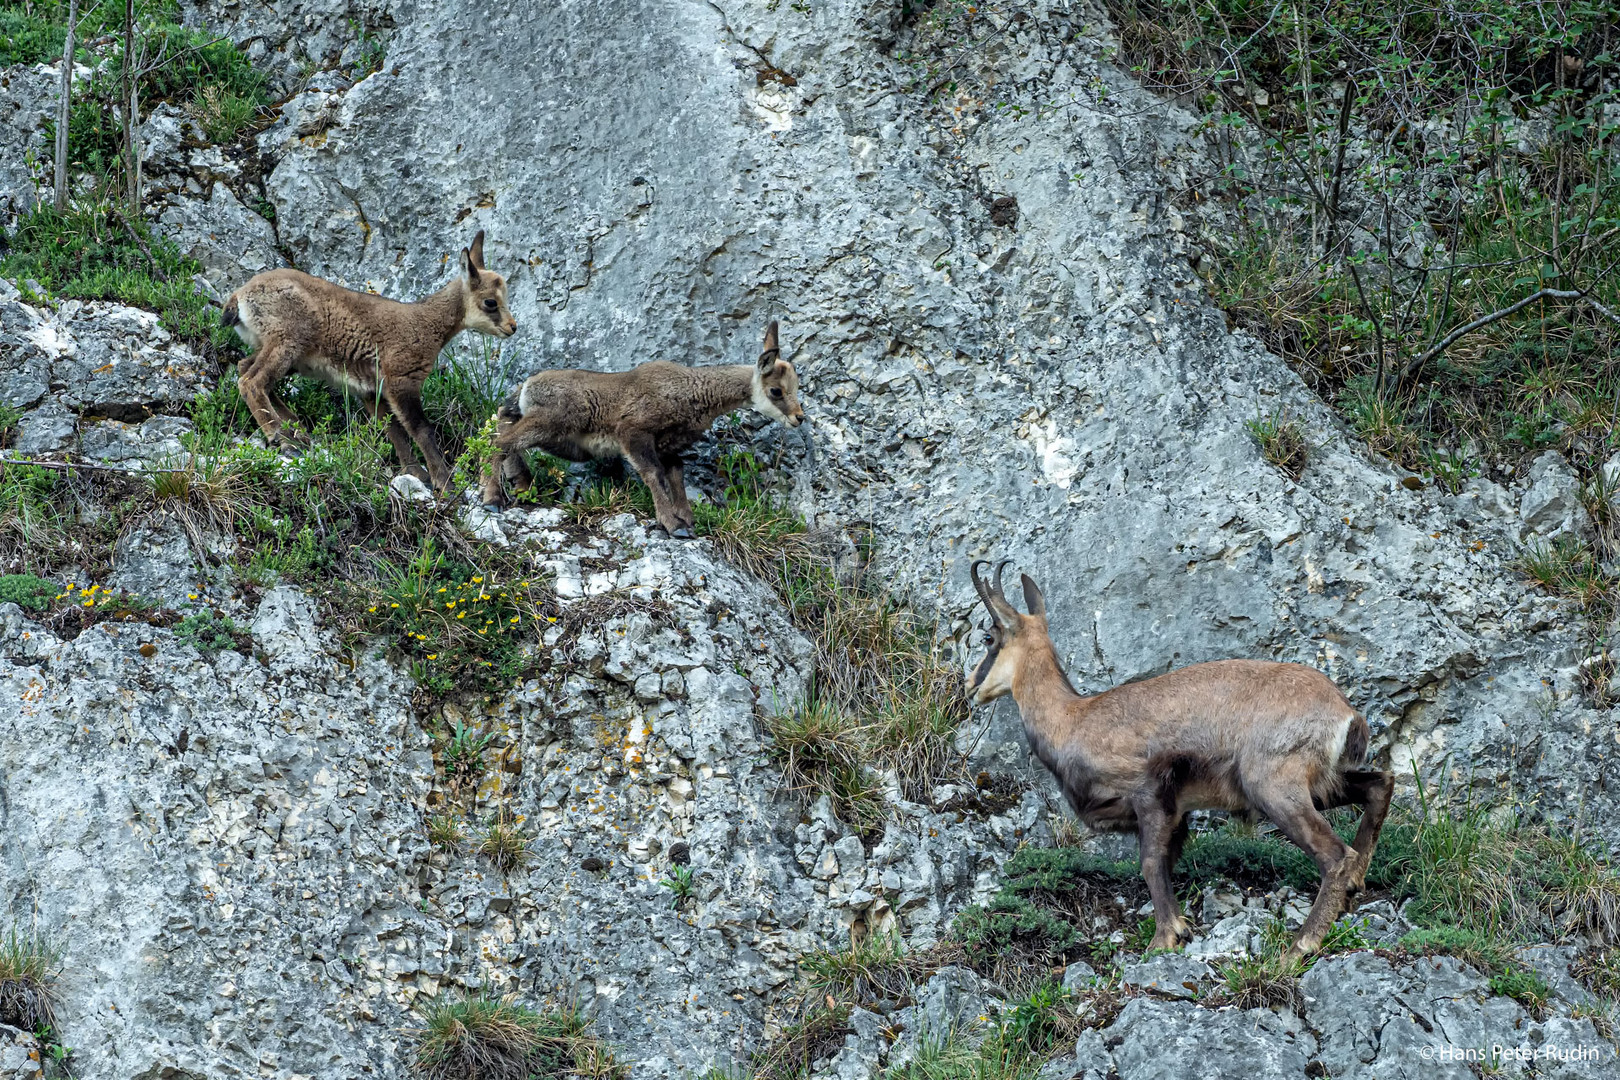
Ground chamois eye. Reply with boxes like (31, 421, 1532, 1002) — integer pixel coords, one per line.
(769, 387, 784, 399)
(482, 298, 498, 312)
(981, 632, 995, 646)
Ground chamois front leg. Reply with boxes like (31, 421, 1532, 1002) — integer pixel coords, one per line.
(362, 394, 431, 487)
(662, 454, 695, 534)
(481, 408, 545, 510)
(238, 341, 308, 451)
(621, 436, 690, 539)
(385, 381, 454, 493)
(1136, 804, 1193, 950)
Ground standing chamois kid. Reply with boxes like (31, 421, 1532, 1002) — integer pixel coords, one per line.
(223, 230, 517, 492)
(479, 321, 805, 537)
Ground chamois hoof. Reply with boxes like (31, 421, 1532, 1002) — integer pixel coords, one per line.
(670, 527, 694, 540)
(482, 502, 506, 514)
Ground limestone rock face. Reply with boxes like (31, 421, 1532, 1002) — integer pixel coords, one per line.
(0, 65, 53, 225)
(240, 0, 1614, 839)
(0, 511, 1046, 1080)
(0, 292, 217, 460)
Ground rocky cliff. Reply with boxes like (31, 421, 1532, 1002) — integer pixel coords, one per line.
(200, 0, 1615, 828)
(1, 0, 1617, 1077)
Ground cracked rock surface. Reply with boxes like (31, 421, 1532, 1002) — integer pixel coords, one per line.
(222, 0, 1616, 837)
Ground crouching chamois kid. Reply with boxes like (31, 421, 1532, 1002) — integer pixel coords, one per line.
(479, 321, 805, 537)
(223, 230, 517, 492)
(966, 561, 1392, 958)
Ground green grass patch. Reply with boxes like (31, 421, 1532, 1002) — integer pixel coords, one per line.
(1, 204, 236, 356)
(413, 994, 622, 1080)
(0, 461, 145, 587)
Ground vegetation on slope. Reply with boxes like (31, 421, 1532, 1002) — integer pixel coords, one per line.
(1107, 0, 1620, 696)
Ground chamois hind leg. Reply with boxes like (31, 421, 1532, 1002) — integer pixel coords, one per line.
(662, 454, 695, 533)
(1324, 769, 1394, 898)
(1253, 777, 1357, 959)
(621, 436, 688, 538)
(1135, 803, 1193, 950)
(385, 382, 453, 493)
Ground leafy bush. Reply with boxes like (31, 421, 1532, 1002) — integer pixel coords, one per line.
(174, 610, 246, 654)
(0, 574, 56, 612)
(1113, 0, 1620, 701)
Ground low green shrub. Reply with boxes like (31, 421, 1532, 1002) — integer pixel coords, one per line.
(174, 610, 246, 654)
(0, 574, 56, 612)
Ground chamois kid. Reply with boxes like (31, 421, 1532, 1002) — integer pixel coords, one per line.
(966, 561, 1392, 958)
(223, 230, 516, 492)
(479, 321, 804, 538)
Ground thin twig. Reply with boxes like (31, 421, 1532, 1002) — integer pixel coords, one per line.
(1399, 288, 1614, 384)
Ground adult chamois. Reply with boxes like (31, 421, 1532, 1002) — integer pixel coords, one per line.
(224, 230, 516, 492)
(479, 321, 804, 538)
(966, 560, 1392, 958)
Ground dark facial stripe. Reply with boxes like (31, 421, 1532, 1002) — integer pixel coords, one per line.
(970, 641, 1001, 691)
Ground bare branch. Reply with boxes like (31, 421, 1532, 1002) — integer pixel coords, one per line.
(1399, 288, 1597, 384)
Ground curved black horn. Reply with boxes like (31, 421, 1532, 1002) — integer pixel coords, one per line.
(972, 558, 1016, 624)
(970, 559, 993, 605)
(992, 560, 1014, 606)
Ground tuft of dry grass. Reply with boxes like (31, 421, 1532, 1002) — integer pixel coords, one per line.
(477, 816, 533, 876)
(799, 933, 958, 1008)
(427, 813, 466, 852)
(0, 926, 59, 1032)
(748, 1006, 852, 1080)
(414, 994, 623, 1080)
(1246, 409, 1310, 479)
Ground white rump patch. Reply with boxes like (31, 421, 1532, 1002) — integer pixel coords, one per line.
(1327, 713, 1355, 768)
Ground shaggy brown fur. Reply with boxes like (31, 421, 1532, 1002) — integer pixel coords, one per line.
(966, 560, 1392, 958)
(479, 321, 805, 537)
(224, 230, 516, 491)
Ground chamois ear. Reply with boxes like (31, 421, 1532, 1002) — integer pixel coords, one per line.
(461, 244, 482, 286)
(469, 230, 487, 270)
(1021, 574, 1047, 617)
(758, 320, 781, 371)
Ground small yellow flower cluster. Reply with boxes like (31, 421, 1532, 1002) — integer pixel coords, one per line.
(56, 582, 116, 608)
